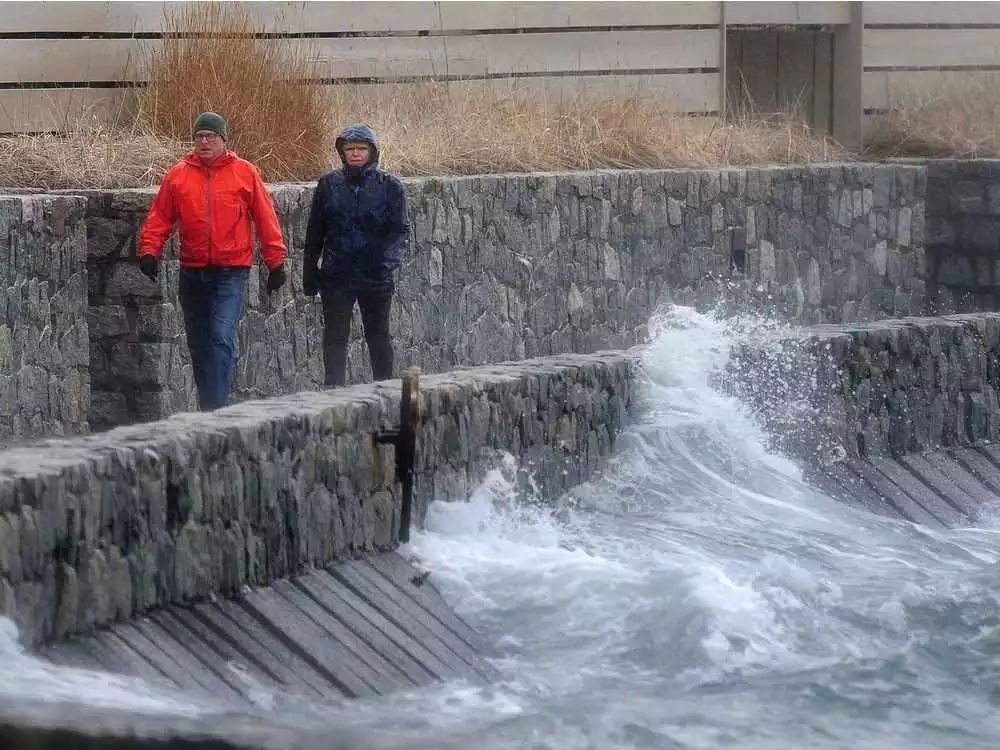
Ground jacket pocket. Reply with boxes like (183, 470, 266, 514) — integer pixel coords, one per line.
(215, 190, 252, 261)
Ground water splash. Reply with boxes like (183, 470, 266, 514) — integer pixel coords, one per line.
(0, 617, 206, 718)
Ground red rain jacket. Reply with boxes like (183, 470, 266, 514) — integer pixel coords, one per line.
(139, 150, 287, 270)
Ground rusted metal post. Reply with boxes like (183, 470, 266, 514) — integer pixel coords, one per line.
(376, 367, 421, 543)
(396, 368, 419, 542)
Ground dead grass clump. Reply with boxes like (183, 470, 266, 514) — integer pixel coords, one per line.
(866, 72, 1000, 159)
(134, 2, 330, 182)
(0, 111, 181, 190)
(330, 82, 844, 176)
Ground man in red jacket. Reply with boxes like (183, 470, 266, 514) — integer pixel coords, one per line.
(138, 112, 288, 411)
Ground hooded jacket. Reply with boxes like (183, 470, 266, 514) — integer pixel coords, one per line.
(139, 150, 287, 271)
(304, 125, 410, 294)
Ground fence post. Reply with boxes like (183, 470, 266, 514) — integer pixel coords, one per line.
(832, 1, 865, 151)
(719, 0, 728, 119)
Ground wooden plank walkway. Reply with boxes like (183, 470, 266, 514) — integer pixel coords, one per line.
(809, 447, 1000, 528)
(39, 551, 498, 705)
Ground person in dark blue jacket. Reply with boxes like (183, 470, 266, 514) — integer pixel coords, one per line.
(304, 125, 410, 386)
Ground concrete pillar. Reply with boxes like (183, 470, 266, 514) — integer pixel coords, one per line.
(832, 1, 864, 151)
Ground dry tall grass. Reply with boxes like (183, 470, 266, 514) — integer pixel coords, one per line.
(0, 107, 180, 190)
(866, 72, 1000, 159)
(333, 83, 843, 176)
(0, 86, 844, 189)
(134, 2, 330, 182)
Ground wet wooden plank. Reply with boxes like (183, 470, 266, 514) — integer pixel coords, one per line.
(297, 571, 439, 686)
(849, 460, 946, 527)
(872, 457, 964, 527)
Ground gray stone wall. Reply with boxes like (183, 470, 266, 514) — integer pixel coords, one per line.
(726, 313, 1000, 463)
(0, 194, 89, 443)
(0, 349, 637, 647)
(77, 163, 925, 429)
(925, 159, 1000, 314)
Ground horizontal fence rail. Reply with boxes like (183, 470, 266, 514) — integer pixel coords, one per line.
(2, 1, 1000, 136)
(862, 0, 1000, 120)
(0, 0, 730, 131)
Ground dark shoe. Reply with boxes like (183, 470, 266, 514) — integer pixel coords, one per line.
(139, 254, 159, 282)
(266, 264, 287, 294)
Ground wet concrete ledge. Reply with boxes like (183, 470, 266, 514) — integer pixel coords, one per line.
(0, 349, 641, 650)
(0, 717, 316, 750)
(0, 702, 351, 750)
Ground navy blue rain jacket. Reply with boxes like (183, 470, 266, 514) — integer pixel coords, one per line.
(304, 125, 410, 294)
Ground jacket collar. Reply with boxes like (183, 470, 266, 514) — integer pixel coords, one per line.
(183, 149, 238, 170)
(342, 162, 378, 182)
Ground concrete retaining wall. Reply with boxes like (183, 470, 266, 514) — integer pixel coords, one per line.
(727, 313, 1000, 462)
(76, 163, 925, 429)
(0, 349, 638, 647)
(0, 195, 89, 444)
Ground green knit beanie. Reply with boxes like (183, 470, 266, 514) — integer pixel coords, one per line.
(193, 111, 228, 140)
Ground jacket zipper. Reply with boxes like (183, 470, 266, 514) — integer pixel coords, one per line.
(206, 167, 214, 267)
(355, 183, 363, 279)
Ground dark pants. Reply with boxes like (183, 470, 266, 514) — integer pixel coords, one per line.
(322, 288, 394, 387)
(178, 267, 249, 411)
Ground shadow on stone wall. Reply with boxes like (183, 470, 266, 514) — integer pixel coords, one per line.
(925, 159, 1000, 314)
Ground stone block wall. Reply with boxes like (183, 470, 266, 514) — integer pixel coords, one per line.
(662, 163, 926, 322)
(0, 349, 637, 647)
(0, 195, 89, 443)
(77, 163, 924, 430)
(924, 159, 1000, 314)
(726, 313, 1000, 462)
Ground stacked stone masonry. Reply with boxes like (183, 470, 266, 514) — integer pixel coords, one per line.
(726, 313, 1000, 463)
(0, 350, 637, 647)
(924, 159, 1000, 313)
(0, 195, 89, 443)
(72, 164, 926, 429)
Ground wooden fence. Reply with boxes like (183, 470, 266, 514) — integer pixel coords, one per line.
(2, 1, 1000, 146)
(863, 1, 1000, 116)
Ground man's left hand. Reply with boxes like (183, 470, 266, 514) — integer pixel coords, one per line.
(266, 264, 287, 294)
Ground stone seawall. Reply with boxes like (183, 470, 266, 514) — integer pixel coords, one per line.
(0, 195, 89, 443)
(74, 164, 924, 429)
(0, 349, 638, 648)
(727, 313, 1000, 462)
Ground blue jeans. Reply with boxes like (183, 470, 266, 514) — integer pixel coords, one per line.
(178, 267, 250, 411)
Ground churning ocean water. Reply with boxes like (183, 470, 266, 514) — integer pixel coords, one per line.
(3, 305, 1000, 750)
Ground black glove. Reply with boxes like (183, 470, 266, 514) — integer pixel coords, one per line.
(138, 254, 159, 282)
(266, 264, 287, 294)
